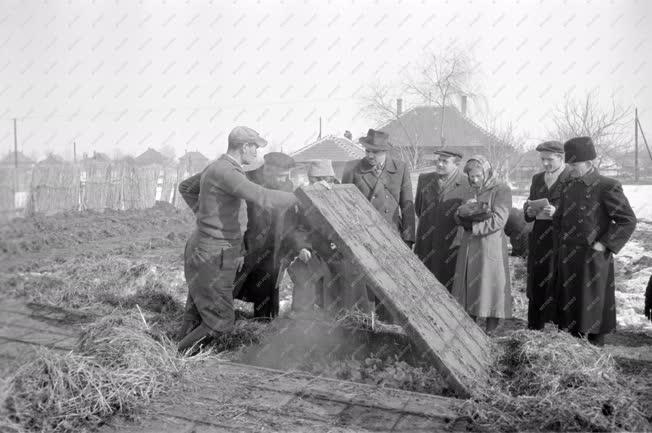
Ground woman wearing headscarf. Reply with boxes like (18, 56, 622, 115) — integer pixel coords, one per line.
(452, 155, 513, 333)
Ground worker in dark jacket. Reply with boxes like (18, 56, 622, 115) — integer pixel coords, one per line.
(342, 129, 415, 321)
(414, 149, 473, 292)
(553, 136, 637, 346)
(233, 152, 299, 319)
(178, 127, 297, 352)
(523, 141, 570, 330)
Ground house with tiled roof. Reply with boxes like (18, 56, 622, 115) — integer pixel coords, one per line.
(378, 105, 506, 168)
(178, 150, 209, 174)
(135, 148, 170, 166)
(38, 153, 66, 165)
(290, 135, 365, 182)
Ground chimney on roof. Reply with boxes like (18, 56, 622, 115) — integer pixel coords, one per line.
(397, 98, 403, 117)
(344, 130, 352, 140)
(460, 95, 468, 117)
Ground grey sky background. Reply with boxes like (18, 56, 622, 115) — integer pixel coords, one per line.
(1, 0, 650, 162)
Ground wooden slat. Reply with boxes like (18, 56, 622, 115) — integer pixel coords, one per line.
(296, 184, 491, 397)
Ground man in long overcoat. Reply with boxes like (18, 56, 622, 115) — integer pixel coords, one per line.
(553, 136, 637, 346)
(233, 152, 299, 319)
(342, 129, 416, 320)
(523, 141, 570, 330)
(414, 149, 473, 292)
(342, 129, 416, 245)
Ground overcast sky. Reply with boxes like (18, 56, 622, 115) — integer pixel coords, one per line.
(1, 0, 650, 162)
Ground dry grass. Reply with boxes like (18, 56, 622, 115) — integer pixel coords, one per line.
(1, 257, 186, 315)
(0, 314, 208, 433)
(465, 329, 650, 432)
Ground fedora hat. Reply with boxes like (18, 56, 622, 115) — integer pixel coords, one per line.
(358, 129, 392, 151)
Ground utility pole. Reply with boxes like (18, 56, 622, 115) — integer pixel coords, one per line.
(634, 108, 639, 182)
(319, 117, 322, 140)
(73, 141, 77, 163)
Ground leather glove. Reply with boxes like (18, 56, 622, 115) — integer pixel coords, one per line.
(645, 275, 652, 321)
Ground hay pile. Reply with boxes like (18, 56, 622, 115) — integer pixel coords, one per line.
(466, 329, 649, 432)
(1, 315, 206, 433)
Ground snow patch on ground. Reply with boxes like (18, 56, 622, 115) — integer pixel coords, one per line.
(614, 221, 652, 334)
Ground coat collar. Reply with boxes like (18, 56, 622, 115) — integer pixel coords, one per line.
(568, 166, 600, 186)
(359, 156, 398, 174)
(219, 153, 244, 173)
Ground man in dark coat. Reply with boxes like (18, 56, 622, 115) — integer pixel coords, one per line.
(342, 129, 416, 245)
(553, 137, 637, 346)
(523, 141, 570, 330)
(414, 149, 473, 292)
(233, 152, 299, 319)
(342, 129, 416, 320)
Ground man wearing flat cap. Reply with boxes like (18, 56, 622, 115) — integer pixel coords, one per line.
(414, 149, 473, 292)
(179, 127, 297, 352)
(553, 136, 637, 346)
(523, 140, 570, 330)
(342, 129, 416, 319)
(233, 151, 300, 319)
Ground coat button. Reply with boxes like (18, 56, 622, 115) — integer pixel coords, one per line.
(373, 195, 377, 199)
(385, 195, 389, 199)
(384, 209, 389, 213)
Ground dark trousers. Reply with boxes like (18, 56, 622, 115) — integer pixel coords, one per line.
(183, 231, 239, 334)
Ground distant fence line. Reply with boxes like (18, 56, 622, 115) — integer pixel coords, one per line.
(0, 162, 196, 221)
(2, 162, 651, 223)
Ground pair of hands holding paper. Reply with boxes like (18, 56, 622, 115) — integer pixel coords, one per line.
(525, 198, 556, 219)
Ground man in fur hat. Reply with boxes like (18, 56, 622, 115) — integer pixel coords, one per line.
(553, 136, 637, 346)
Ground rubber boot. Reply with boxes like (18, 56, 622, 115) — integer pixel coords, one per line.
(177, 322, 213, 354)
(588, 333, 605, 347)
(177, 320, 199, 341)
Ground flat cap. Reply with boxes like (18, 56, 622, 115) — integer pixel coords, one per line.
(263, 152, 295, 170)
(228, 126, 267, 148)
(434, 149, 463, 159)
(564, 136, 596, 163)
(535, 141, 564, 154)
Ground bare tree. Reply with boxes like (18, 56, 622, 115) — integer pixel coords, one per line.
(360, 47, 478, 170)
(157, 145, 176, 163)
(549, 91, 632, 168)
(360, 82, 422, 169)
(405, 49, 479, 147)
(476, 114, 528, 182)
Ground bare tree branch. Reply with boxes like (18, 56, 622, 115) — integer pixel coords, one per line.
(361, 48, 479, 170)
(549, 90, 632, 168)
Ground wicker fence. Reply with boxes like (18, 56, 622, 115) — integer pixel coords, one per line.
(0, 162, 193, 222)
